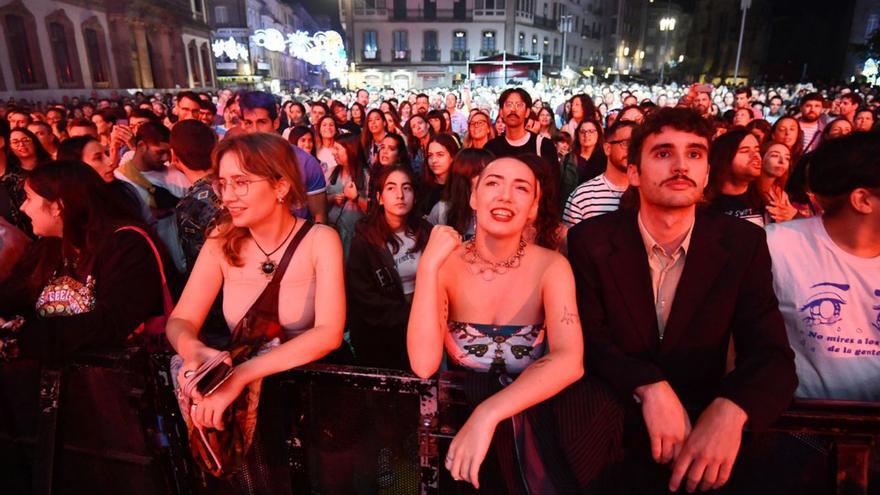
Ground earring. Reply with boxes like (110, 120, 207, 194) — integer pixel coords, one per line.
(277, 196, 284, 203)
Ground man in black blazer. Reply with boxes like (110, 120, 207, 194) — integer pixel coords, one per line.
(568, 108, 797, 493)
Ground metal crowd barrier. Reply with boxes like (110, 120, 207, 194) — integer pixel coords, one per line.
(1, 349, 879, 494)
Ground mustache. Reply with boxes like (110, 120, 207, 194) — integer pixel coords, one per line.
(661, 174, 698, 187)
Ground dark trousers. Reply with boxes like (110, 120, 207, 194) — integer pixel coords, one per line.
(594, 405, 832, 495)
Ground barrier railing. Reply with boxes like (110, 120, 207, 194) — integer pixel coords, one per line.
(2, 351, 879, 494)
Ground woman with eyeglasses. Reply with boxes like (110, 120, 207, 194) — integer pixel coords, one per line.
(7, 128, 52, 172)
(463, 111, 495, 150)
(565, 118, 606, 184)
(166, 132, 344, 489)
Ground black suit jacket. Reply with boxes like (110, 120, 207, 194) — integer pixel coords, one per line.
(567, 209, 797, 431)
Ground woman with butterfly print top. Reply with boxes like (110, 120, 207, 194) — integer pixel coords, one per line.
(407, 156, 586, 492)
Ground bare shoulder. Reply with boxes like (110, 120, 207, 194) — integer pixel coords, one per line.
(199, 237, 226, 259)
(308, 223, 343, 246)
(526, 244, 570, 272)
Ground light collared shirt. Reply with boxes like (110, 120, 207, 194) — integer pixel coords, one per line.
(637, 213, 695, 338)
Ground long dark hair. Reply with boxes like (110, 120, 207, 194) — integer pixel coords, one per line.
(517, 154, 562, 250)
(288, 125, 316, 156)
(372, 132, 410, 168)
(360, 109, 388, 154)
(24, 160, 149, 293)
(8, 127, 52, 169)
(423, 133, 460, 185)
(573, 118, 605, 157)
(706, 128, 761, 204)
(329, 133, 368, 192)
(357, 165, 429, 255)
(567, 93, 599, 123)
(404, 113, 431, 159)
(444, 148, 493, 236)
(350, 102, 366, 126)
(57, 135, 99, 162)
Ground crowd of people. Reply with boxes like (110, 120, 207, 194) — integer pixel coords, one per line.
(0, 78, 878, 493)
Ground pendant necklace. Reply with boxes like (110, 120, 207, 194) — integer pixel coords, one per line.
(253, 218, 297, 277)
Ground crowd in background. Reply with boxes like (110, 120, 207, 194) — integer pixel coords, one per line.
(0, 78, 878, 493)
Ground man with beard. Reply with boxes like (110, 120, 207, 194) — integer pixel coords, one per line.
(797, 92, 827, 153)
(355, 88, 370, 108)
(115, 122, 190, 272)
(563, 121, 636, 226)
(836, 92, 862, 124)
(706, 129, 766, 226)
(568, 107, 797, 494)
(484, 88, 560, 185)
(690, 85, 713, 120)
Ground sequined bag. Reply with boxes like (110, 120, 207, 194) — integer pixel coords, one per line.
(35, 274, 96, 318)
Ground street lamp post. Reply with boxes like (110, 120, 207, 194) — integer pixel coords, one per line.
(559, 15, 573, 72)
(658, 0, 675, 85)
(733, 0, 751, 83)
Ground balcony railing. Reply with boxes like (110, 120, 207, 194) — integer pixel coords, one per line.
(353, 7, 388, 18)
(473, 8, 505, 18)
(393, 8, 471, 21)
(362, 48, 380, 61)
(534, 15, 557, 29)
(392, 49, 410, 62)
(479, 49, 498, 57)
(422, 48, 440, 62)
(515, 10, 534, 23)
(450, 49, 470, 62)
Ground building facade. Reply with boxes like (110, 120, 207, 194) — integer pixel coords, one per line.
(0, 0, 215, 101)
(339, 0, 606, 89)
(207, 0, 329, 90)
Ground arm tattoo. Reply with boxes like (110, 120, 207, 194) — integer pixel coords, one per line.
(561, 305, 579, 325)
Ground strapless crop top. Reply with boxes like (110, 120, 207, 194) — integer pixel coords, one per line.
(445, 321, 547, 375)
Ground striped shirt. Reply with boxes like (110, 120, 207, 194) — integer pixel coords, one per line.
(562, 174, 627, 227)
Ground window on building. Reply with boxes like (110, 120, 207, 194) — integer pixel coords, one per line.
(553, 38, 559, 55)
(452, 30, 466, 50)
(5, 14, 38, 85)
(83, 28, 107, 84)
(423, 30, 438, 61)
(355, 0, 387, 8)
(543, 36, 549, 54)
(481, 31, 496, 54)
(476, 0, 505, 8)
(452, 30, 467, 60)
(193, 0, 204, 13)
(48, 22, 75, 84)
(215, 6, 228, 23)
(363, 30, 378, 59)
(393, 30, 408, 60)
(531, 35, 538, 54)
(189, 41, 201, 85)
(518, 32, 525, 54)
(201, 43, 212, 86)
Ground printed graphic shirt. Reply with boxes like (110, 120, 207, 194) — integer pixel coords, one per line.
(766, 217, 880, 401)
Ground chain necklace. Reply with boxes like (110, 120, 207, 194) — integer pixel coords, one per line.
(462, 237, 527, 281)
(252, 218, 297, 277)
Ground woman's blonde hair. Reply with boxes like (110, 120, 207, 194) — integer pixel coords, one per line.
(211, 132, 306, 266)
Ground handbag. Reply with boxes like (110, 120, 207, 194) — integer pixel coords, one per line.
(177, 221, 313, 478)
(116, 226, 174, 351)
